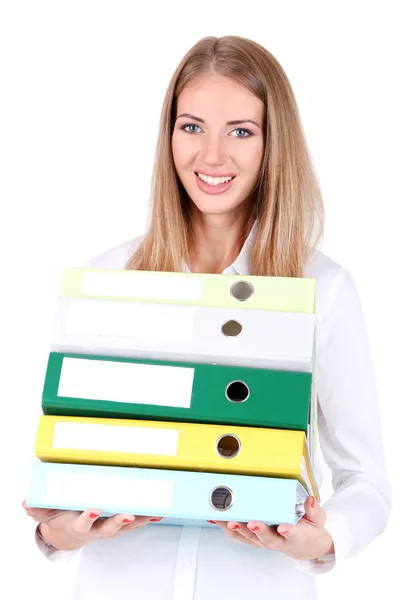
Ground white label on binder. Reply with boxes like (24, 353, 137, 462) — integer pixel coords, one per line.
(58, 357, 194, 408)
(52, 422, 179, 455)
(65, 299, 196, 341)
(44, 472, 174, 509)
(81, 271, 203, 302)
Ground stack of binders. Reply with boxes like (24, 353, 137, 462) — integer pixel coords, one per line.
(26, 268, 319, 528)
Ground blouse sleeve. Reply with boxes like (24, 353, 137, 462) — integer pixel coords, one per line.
(295, 267, 392, 574)
(34, 524, 80, 563)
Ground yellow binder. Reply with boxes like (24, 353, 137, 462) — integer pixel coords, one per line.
(35, 415, 319, 499)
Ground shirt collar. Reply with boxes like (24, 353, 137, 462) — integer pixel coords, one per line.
(182, 220, 257, 275)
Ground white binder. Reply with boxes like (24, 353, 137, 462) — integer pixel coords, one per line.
(51, 297, 316, 371)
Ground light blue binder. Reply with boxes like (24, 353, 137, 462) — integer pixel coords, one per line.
(26, 462, 309, 527)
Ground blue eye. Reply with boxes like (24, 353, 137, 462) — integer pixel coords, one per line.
(231, 128, 252, 138)
(181, 124, 202, 134)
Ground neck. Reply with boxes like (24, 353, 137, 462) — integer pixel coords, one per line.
(188, 208, 254, 274)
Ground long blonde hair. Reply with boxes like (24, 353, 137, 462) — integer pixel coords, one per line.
(126, 35, 324, 277)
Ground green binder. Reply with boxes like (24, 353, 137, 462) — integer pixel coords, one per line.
(42, 352, 313, 431)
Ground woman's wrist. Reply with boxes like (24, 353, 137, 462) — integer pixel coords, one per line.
(325, 542, 335, 555)
(38, 522, 84, 551)
(321, 536, 335, 556)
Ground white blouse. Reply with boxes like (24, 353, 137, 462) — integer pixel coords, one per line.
(35, 229, 392, 599)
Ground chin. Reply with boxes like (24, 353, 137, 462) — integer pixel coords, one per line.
(189, 196, 243, 216)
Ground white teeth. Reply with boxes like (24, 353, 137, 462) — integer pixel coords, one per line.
(197, 173, 233, 185)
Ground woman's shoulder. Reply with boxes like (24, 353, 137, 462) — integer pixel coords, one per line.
(305, 248, 356, 321)
(305, 247, 347, 284)
(81, 235, 145, 269)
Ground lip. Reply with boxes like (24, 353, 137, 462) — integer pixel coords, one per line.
(195, 172, 235, 195)
(195, 170, 237, 178)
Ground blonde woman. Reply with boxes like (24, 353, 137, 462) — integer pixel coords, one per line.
(24, 36, 391, 599)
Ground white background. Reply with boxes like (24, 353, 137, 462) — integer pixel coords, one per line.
(1, 1, 407, 598)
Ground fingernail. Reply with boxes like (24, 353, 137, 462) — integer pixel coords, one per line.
(248, 525, 259, 532)
(89, 512, 99, 519)
(280, 529, 289, 535)
(150, 517, 163, 522)
(207, 520, 216, 524)
(122, 518, 132, 524)
(311, 497, 316, 508)
(231, 524, 240, 530)
(22, 501, 27, 510)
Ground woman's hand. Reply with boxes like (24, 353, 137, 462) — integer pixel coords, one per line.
(209, 496, 334, 561)
(23, 501, 162, 551)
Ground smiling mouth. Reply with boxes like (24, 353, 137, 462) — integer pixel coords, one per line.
(194, 172, 236, 186)
(194, 172, 236, 195)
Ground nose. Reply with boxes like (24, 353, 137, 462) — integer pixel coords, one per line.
(200, 134, 226, 166)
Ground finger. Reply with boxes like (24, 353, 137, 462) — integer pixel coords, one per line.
(276, 523, 296, 539)
(115, 515, 160, 532)
(94, 514, 154, 538)
(23, 502, 62, 524)
(72, 509, 102, 536)
(226, 522, 260, 544)
(215, 521, 261, 548)
(246, 521, 285, 550)
(92, 513, 136, 538)
(302, 496, 326, 528)
(110, 516, 159, 538)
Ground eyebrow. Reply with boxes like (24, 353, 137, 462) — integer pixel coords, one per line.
(176, 113, 261, 129)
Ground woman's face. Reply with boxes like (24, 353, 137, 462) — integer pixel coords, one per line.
(172, 73, 265, 218)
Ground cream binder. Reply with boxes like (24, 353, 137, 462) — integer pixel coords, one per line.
(60, 268, 316, 313)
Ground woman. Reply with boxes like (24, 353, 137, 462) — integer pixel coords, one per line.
(24, 35, 391, 599)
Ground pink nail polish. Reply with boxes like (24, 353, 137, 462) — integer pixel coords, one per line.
(89, 512, 99, 519)
(311, 497, 316, 508)
(122, 518, 132, 524)
(231, 524, 240, 530)
(280, 530, 289, 535)
(207, 520, 216, 524)
(248, 525, 259, 532)
(150, 517, 163, 522)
